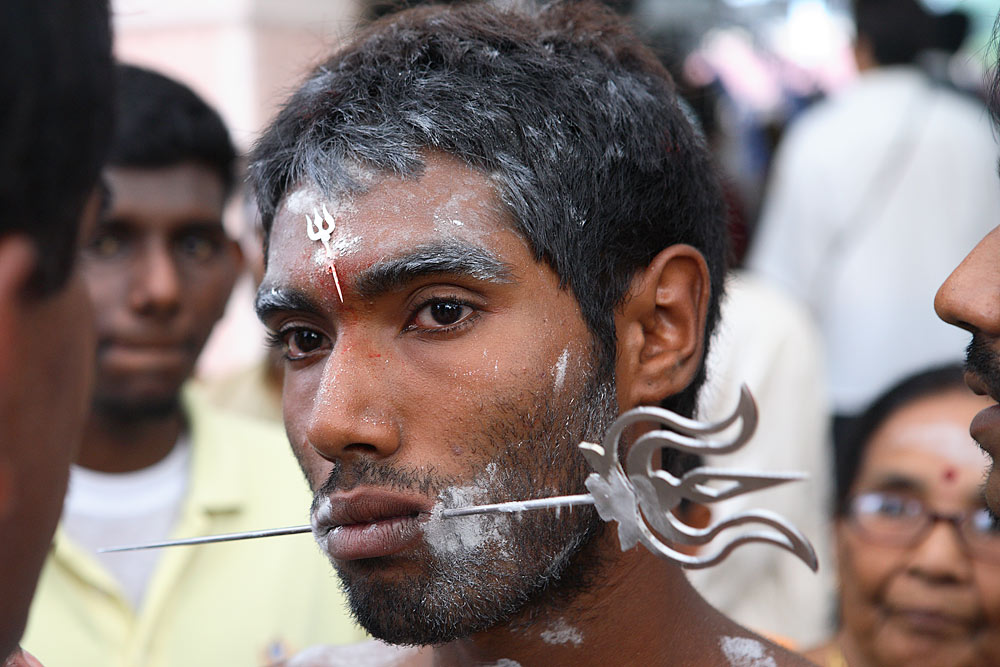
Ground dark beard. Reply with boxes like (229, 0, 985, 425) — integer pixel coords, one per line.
(91, 394, 181, 422)
(315, 362, 619, 645)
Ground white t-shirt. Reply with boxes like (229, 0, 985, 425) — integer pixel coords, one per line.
(62, 438, 191, 611)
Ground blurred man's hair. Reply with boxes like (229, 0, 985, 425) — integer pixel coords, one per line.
(854, 0, 969, 66)
(0, 0, 113, 293)
(112, 64, 237, 196)
(251, 0, 728, 418)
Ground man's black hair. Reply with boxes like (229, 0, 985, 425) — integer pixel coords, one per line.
(0, 0, 113, 294)
(251, 0, 728, 418)
(853, 0, 969, 66)
(112, 64, 237, 196)
(834, 364, 967, 517)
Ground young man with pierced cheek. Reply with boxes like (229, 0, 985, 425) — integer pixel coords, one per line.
(0, 1, 112, 665)
(253, 3, 815, 666)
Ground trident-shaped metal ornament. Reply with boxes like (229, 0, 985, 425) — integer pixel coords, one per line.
(306, 204, 344, 302)
(577, 386, 817, 570)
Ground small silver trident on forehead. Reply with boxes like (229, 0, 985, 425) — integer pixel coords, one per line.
(306, 204, 344, 302)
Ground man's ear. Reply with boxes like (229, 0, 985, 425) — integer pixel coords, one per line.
(614, 244, 710, 410)
(0, 236, 39, 519)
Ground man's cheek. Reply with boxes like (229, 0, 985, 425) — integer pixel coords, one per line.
(287, 436, 327, 491)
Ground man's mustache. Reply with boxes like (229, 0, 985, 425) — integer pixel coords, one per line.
(312, 459, 449, 510)
(966, 335, 1000, 401)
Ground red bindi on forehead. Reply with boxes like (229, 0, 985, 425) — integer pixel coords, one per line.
(942, 467, 957, 483)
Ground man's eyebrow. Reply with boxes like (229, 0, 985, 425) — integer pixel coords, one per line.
(255, 286, 322, 322)
(353, 241, 515, 300)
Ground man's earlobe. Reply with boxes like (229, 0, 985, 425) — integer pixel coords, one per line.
(614, 244, 710, 409)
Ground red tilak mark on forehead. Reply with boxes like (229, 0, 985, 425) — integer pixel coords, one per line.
(328, 264, 344, 303)
(943, 467, 957, 483)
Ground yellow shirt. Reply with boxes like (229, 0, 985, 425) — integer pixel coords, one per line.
(22, 388, 366, 666)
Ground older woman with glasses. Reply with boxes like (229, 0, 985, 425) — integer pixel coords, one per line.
(805, 364, 1000, 667)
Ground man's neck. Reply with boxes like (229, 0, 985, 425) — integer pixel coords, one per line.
(76, 409, 185, 473)
(428, 537, 791, 667)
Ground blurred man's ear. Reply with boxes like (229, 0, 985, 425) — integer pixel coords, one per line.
(613, 244, 710, 411)
(0, 236, 39, 519)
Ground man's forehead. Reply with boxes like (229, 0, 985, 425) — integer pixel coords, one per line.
(259, 154, 537, 310)
(267, 156, 518, 264)
(103, 164, 227, 220)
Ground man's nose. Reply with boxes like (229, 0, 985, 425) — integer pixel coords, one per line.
(129, 240, 181, 316)
(305, 344, 400, 464)
(936, 226, 1000, 337)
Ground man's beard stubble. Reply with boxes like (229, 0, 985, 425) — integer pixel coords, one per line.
(92, 393, 181, 422)
(314, 360, 620, 646)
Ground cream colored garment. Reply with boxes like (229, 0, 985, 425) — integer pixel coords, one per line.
(688, 272, 835, 647)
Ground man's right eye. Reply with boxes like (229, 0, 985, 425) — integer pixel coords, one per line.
(269, 328, 328, 360)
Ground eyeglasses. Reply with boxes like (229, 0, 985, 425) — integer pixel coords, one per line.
(847, 491, 1000, 563)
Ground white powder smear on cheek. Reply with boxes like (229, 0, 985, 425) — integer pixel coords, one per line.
(311, 496, 333, 548)
(423, 484, 504, 557)
(422, 463, 510, 558)
(553, 348, 569, 392)
(540, 617, 583, 646)
(719, 636, 776, 667)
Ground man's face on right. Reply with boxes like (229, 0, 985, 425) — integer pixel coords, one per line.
(257, 154, 618, 644)
(936, 226, 1000, 514)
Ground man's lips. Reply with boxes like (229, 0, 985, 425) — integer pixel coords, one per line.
(312, 489, 434, 561)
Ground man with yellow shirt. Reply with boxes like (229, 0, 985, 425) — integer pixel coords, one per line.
(21, 64, 364, 667)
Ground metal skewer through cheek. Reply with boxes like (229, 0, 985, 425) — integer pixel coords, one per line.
(97, 494, 598, 553)
(99, 386, 818, 572)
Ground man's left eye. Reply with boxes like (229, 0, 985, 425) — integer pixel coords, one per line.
(412, 301, 474, 329)
(177, 234, 220, 261)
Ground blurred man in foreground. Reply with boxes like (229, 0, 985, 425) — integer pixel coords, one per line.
(0, 0, 112, 662)
(22, 65, 364, 667)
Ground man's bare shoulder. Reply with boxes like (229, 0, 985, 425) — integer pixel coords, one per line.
(283, 641, 432, 667)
